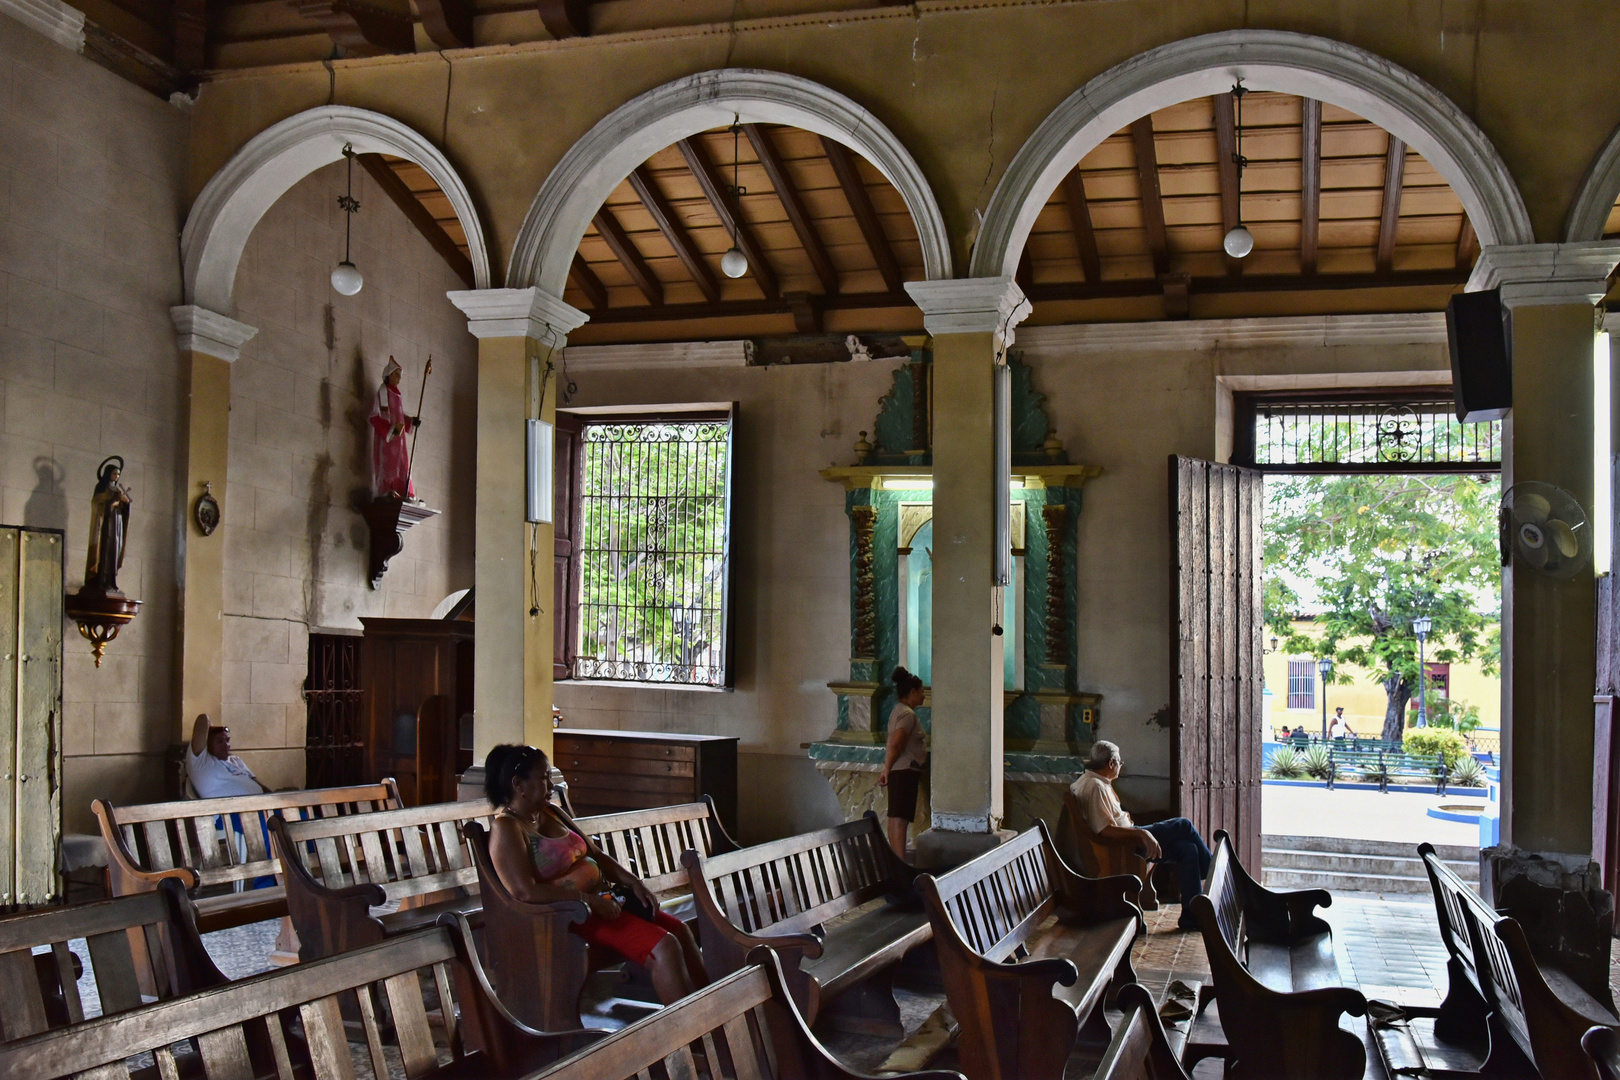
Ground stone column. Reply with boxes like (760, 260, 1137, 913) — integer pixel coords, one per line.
(447, 289, 589, 771)
(170, 306, 258, 740)
(1471, 243, 1620, 862)
(903, 277, 1029, 866)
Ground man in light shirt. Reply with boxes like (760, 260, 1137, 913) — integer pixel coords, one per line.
(187, 714, 265, 798)
(1070, 740, 1212, 930)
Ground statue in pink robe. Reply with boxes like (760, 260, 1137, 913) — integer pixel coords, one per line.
(369, 357, 418, 499)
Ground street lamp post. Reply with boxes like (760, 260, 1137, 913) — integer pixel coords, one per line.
(1318, 655, 1334, 741)
(1413, 616, 1433, 728)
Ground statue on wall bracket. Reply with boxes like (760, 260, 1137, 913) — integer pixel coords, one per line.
(65, 455, 141, 667)
(361, 356, 440, 589)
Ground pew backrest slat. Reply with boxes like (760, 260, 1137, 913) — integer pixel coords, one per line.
(276, 800, 492, 904)
(692, 818, 895, 936)
(576, 798, 736, 897)
(925, 827, 1055, 963)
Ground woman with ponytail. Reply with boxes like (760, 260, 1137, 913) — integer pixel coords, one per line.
(485, 744, 706, 1004)
(878, 667, 928, 857)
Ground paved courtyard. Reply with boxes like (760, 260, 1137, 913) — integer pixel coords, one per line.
(1262, 781, 1486, 847)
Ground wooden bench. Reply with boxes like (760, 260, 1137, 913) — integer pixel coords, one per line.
(0, 914, 597, 1080)
(1093, 982, 1193, 1080)
(270, 798, 490, 962)
(576, 796, 739, 923)
(1061, 788, 1159, 910)
(683, 811, 930, 1034)
(92, 780, 401, 933)
(1187, 829, 1367, 1080)
(1386, 842, 1619, 1080)
(525, 945, 963, 1080)
(0, 877, 225, 1043)
(1584, 1025, 1620, 1080)
(915, 821, 1141, 1080)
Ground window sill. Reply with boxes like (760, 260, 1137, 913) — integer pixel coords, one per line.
(557, 679, 733, 694)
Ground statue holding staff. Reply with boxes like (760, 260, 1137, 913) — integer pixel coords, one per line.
(84, 455, 132, 595)
(369, 357, 422, 499)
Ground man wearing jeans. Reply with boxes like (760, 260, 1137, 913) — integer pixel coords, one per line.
(1070, 740, 1212, 930)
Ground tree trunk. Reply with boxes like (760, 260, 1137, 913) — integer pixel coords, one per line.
(1382, 672, 1413, 743)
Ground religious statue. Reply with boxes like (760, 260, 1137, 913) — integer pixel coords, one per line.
(369, 357, 421, 499)
(84, 455, 132, 595)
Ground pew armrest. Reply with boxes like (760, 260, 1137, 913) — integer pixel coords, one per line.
(92, 800, 201, 894)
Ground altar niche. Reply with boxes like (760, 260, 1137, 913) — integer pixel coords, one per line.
(811, 349, 1101, 834)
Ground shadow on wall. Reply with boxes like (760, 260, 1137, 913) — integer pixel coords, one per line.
(25, 457, 67, 534)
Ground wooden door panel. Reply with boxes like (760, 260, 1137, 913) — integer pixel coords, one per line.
(554, 415, 585, 680)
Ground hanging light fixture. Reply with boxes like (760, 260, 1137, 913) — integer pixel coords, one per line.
(331, 144, 364, 296)
(720, 121, 749, 279)
(1222, 82, 1255, 259)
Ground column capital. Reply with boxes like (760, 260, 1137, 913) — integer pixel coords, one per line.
(904, 276, 1031, 343)
(1467, 241, 1620, 308)
(170, 305, 257, 363)
(448, 287, 590, 346)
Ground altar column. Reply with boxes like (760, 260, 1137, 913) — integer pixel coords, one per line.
(169, 306, 258, 740)
(1470, 243, 1620, 869)
(904, 277, 1029, 866)
(448, 289, 589, 772)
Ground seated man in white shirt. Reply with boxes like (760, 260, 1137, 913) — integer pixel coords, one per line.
(1070, 740, 1212, 931)
(187, 713, 265, 798)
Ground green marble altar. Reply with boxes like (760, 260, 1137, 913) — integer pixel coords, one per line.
(810, 349, 1102, 837)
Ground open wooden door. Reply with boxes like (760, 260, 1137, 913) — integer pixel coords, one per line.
(553, 414, 585, 680)
(1169, 456, 1264, 871)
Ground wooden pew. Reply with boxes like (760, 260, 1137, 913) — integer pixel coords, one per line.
(1584, 1025, 1620, 1080)
(0, 878, 225, 1042)
(577, 796, 739, 922)
(92, 780, 401, 933)
(915, 821, 1142, 1080)
(682, 812, 930, 1034)
(1061, 788, 1159, 910)
(0, 914, 596, 1080)
(269, 798, 490, 961)
(1187, 829, 1367, 1080)
(525, 946, 964, 1080)
(1094, 983, 1194, 1080)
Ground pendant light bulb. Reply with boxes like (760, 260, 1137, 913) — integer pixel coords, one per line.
(331, 260, 364, 295)
(332, 144, 364, 296)
(1222, 82, 1254, 260)
(1223, 224, 1254, 258)
(721, 246, 748, 279)
(719, 120, 749, 281)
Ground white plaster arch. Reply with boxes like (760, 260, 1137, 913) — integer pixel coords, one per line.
(508, 69, 952, 295)
(971, 30, 1533, 279)
(182, 105, 492, 314)
(1565, 121, 1620, 241)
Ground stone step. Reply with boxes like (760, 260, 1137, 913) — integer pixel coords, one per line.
(1261, 833, 1479, 862)
(1262, 847, 1479, 882)
(1261, 867, 1435, 894)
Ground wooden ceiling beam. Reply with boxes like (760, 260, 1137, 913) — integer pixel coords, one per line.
(1061, 171, 1102, 284)
(538, 0, 589, 38)
(592, 207, 663, 306)
(171, 0, 207, 76)
(1212, 92, 1243, 277)
(417, 0, 473, 48)
(569, 254, 609, 310)
(1024, 267, 1469, 304)
(290, 0, 413, 55)
(628, 166, 721, 304)
(356, 154, 476, 288)
(745, 124, 839, 295)
(1455, 217, 1479, 270)
(821, 136, 904, 294)
(1300, 97, 1322, 275)
(1377, 134, 1407, 275)
(583, 290, 914, 325)
(1129, 117, 1170, 277)
(676, 136, 779, 300)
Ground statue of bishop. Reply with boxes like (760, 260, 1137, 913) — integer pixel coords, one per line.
(369, 357, 419, 500)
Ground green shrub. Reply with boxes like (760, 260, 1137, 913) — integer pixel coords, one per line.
(1267, 747, 1304, 779)
(1403, 728, 1470, 769)
(1361, 761, 1392, 784)
(1451, 756, 1486, 787)
(1300, 745, 1334, 780)
(1424, 696, 1483, 735)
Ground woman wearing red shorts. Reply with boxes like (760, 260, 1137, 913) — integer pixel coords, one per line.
(486, 743, 706, 1004)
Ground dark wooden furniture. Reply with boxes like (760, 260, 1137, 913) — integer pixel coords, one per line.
(915, 822, 1142, 1080)
(269, 799, 489, 961)
(553, 728, 738, 837)
(524, 945, 965, 1080)
(576, 797, 738, 922)
(1585, 1025, 1620, 1080)
(1187, 829, 1367, 1080)
(1062, 787, 1159, 910)
(0, 878, 224, 1043)
(92, 781, 401, 933)
(360, 615, 474, 806)
(1094, 983, 1194, 1080)
(0, 917, 597, 1080)
(683, 812, 929, 1034)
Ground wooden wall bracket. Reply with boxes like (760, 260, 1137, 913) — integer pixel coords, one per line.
(360, 496, 440, 589)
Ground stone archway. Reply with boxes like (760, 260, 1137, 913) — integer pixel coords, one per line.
(181, 105, 492, 314)
(1565, 121, 1620, 241)
(506, 68, 953, 297)
(970, 29, 1533, 281)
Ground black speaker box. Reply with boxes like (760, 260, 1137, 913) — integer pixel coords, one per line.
(1446, 289, 1512, 422)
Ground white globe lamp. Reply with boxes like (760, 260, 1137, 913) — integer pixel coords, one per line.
(721, 246, 748, 279)
(1223, 224, 1254, 259)
(330, 260, 363, 296)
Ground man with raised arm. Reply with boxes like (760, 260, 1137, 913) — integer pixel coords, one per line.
(187, 713, 265, 798)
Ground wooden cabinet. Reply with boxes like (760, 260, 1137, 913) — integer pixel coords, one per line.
(358, 617, 474, 806)
(553, 729, 738, 837)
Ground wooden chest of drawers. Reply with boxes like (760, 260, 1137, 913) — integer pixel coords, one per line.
(553, 729, 739, 837)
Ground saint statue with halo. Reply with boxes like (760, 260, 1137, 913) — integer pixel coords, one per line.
(84, 455, 132, 595)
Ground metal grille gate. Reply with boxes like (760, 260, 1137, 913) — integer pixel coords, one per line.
(304, 634, 364, 787)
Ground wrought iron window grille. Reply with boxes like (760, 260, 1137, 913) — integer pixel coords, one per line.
(1235, 392, 1502, 473)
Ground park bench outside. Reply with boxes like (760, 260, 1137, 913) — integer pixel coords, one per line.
(0, 877, 225, 1043)
(91, 780, 401, 934)
(683, 811, 930, 1034)
(269, 798, 490, 962)
(522, 945, 965, 1080)
(1324, 747, 1453, 793)
(1093, 982, 1194, 1080)
(915, 821, 1142, 1080)
(0, 914, 597, 1080)
(1061, 788, 1160, 910)
(1187, 829, 1368, 1080)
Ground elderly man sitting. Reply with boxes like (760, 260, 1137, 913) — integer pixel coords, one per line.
(1070, 740, 1212, 931)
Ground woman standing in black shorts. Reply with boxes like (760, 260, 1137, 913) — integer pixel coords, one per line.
(878, 666, 928, 857)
